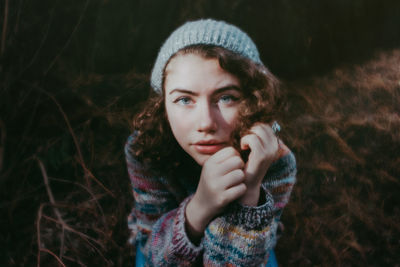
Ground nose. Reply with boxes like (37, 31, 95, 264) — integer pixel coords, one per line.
(197, 101, 218, 133)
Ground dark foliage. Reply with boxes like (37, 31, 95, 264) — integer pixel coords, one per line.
(1, 0, 399, 266)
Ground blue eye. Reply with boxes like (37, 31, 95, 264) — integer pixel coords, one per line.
(174, 97, 192, 105)
(219, 95, 238, 104)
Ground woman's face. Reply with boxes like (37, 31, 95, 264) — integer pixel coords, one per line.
(164, 53, 242, 166)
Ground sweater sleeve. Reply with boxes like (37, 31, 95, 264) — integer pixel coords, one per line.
(203, 142, 297, 266)
(125, 135, 203, 266)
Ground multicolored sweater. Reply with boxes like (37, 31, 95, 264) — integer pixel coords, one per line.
(125, 134, 297, 266)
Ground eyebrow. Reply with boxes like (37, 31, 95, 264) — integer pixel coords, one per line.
(168, 85, 241, 96)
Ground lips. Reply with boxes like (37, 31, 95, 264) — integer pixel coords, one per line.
(193, 140, 226, 154)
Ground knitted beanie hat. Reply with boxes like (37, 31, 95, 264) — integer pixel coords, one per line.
(150, 19, 263, 94)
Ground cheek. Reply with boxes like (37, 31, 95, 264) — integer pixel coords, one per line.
(220, 107, 240, 131)
(166, 108, 190, 141)
(168, 114, 185, 132)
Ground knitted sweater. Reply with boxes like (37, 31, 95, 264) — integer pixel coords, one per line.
(125, 134, 297, 266)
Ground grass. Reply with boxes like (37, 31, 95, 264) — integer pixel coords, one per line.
(1, 49, 399, 266)
(1, 8, 399, 263)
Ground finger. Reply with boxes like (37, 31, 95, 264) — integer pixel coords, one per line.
(240, 133, 263, 154)
(260, 123, 278, 144)
(217, 155, 245, 175)
(259, 123, 279, 151)
(223, 183, 247, 202)
(251, 123, 278, 146)
(219, 169, 245, 189)
(240, 134, 265, 178)
(249, 125, 269, 148)
(250, 124, 280, 153)
(209, 146, 240, 164)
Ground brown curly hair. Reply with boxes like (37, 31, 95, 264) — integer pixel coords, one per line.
(131, 44, 282, 176)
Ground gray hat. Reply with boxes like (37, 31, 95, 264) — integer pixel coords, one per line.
(150, 19, 263, 94)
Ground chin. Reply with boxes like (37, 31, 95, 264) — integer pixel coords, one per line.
(192, 154, 210, 166)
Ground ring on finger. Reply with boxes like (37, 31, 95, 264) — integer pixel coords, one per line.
(272, 121, 281, 135)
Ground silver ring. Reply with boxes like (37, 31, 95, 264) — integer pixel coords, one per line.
(272, 121, 281, 135)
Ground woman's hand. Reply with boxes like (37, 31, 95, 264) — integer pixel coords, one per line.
(185, 147, 247, 239)
(239, 123, 279, 206)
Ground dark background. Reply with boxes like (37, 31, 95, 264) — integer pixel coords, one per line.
(1, 0, 400, 266)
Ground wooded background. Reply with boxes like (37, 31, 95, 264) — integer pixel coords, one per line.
(1, 0, 400, 266)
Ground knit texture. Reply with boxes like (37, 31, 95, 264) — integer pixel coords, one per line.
(125, 134, 296, 266)
(151, 19, 263, 94)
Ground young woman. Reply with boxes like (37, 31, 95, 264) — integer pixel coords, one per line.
(125, 19, 297, 266)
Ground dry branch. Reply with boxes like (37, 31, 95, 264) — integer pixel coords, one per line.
(39, 248, 67, 267)
(36, 159, 107, 266)
(1, 0, 9, 56)
(44, 0, 91, 75)
(37, 159, 64, 223)
(36, 86, 115, 197)
(0, 118, 5, 173)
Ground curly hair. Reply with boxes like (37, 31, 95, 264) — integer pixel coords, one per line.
(131, 45, 282, 177)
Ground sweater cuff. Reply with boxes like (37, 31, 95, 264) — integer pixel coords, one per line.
(225, 187, 274, 230)
(171, 195, 203, 260)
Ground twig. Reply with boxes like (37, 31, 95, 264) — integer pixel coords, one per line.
(1, 0, 9, 56)
(22, 2, 56, 75)
(60, 225, 65, 260)
(81, 164, 115, 197)
(49, 177, 106, 220)
(14, 0, 25, 34)
(39, 248, 67, 267)
(36, 203, 67, 267)
(36, 161, 106, 265)
(38, 159, 102, 245)
(37, 87, 115, 197)
(44, 0, 91, 75)
(37, 158, 64, 223)
(0, 118, 5, 173)
(42, 214, 104, 248)
(36, 203, 44, 267)
(60, 255, 86, 267)
(42, 213, 108, 262)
